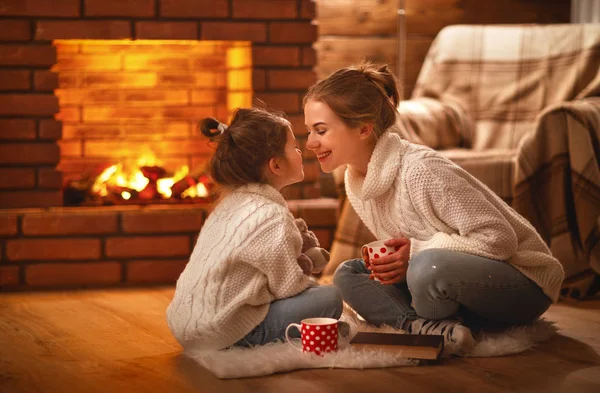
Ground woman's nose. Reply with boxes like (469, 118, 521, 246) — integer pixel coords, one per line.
(306, 134, 318, 150)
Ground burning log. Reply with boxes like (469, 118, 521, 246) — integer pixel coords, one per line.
(140, 166, 167, 182)
(63, 178, 92, 206)
(106, 184, 136, 196)
(138, 166, 167, 200)
(170, 175, 198, 198)
(170, 164, 215, 199)
(62, 156, 216, 206)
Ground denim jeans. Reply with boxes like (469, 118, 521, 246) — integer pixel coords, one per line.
(234, 285, 343, 347)
(333, 248, 552, 330)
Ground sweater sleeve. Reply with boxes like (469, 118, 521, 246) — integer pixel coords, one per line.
(239, 211, 315, 300)
(406, 158, 519, 261)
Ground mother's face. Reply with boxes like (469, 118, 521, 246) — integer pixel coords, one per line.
(304, 99, 364, 173)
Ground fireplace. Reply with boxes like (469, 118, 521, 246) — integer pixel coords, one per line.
(0, 0, 321, 208)
(54, 39, 251, 206)
(0, 0, 338, 291)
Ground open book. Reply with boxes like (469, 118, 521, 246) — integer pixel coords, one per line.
(350, 332, 444, 360)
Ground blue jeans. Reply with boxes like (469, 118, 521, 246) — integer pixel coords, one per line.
(235, 285, 343, 347)
(333, 249, 552, 330)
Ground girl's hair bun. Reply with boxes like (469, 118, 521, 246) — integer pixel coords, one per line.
(199, 117, 224, 138)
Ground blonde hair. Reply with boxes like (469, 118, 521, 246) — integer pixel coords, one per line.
(199, 107, 288, 186)
(303, 61, 400, 139)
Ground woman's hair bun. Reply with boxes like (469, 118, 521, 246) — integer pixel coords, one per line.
(377, 64, 391, 74)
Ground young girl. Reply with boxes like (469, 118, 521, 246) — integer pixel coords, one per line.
(166, 107, 342, 350)
(303, 62, 565, 355)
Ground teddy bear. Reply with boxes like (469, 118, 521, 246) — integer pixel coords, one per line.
(294, 218, 330, 275)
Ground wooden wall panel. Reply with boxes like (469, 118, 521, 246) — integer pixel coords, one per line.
(317, 0, 396, 36)
(404, 38, 432, 93)
(315, 37, 396, 78)
(316, 0, 571, 98)
(316, 0, 397, 80)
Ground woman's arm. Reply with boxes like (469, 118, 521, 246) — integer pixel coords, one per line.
(406, 158, 519, 261)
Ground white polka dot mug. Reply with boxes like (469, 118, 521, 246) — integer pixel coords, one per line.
(361, 240, 400, 282)
(285, 317, 339, 356)
(362, 240, 399, 261)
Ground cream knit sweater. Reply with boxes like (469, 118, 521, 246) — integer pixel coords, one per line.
(166, 183, 314, 350)
(346, 132, 565, 303)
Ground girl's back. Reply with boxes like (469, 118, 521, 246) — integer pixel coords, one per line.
(166, 184, 311, 350)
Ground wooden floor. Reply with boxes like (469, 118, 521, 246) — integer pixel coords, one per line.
(1, 287, 599, 393)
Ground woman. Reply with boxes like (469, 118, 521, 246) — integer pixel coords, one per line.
(303, 62, 564, 355)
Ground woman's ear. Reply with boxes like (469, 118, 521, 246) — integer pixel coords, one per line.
(358, 123, 374, 140)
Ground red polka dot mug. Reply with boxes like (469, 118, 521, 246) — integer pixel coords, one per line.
(285, 317, 339, 356)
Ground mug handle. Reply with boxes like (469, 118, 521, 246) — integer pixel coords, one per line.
(285, 323, 303, 352)
(361, 245, 371, 268)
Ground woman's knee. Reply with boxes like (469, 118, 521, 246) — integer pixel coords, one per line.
(333, 258, 365, 288)
(407, 249, 450, 290)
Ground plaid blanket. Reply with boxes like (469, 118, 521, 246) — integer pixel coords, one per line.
(326, 24, 600, 299)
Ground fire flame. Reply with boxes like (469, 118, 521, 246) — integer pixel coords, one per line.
(91, 153, 208, 200)
(181, 182, 208, 199)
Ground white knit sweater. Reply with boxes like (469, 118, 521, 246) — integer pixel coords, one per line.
(166, 184, 314, 350)
(345, 132, 565, 303)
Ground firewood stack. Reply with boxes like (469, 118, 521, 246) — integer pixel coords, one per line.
(63, 163, 216, 206)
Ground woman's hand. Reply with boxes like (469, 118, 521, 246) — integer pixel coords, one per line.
(369, 237, 411, 285)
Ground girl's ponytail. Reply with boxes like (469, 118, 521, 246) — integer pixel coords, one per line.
(199, 117, 224, 139)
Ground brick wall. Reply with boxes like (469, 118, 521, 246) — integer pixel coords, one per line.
(0, 0, 319, 208)
(0, 199, 337, 290)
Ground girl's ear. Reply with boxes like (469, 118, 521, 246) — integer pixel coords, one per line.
(267, 156, 282, 175)
(358, 123, 374, 140)
(265, 156, 284, 189)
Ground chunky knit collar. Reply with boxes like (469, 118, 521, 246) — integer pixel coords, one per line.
(235, 183, 287, 207)
(346, 132, 409, 201)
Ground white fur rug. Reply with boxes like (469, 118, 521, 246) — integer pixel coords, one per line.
(184, 307, 558, 379)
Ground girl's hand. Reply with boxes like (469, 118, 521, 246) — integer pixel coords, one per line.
(369, 237, 411, 285)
